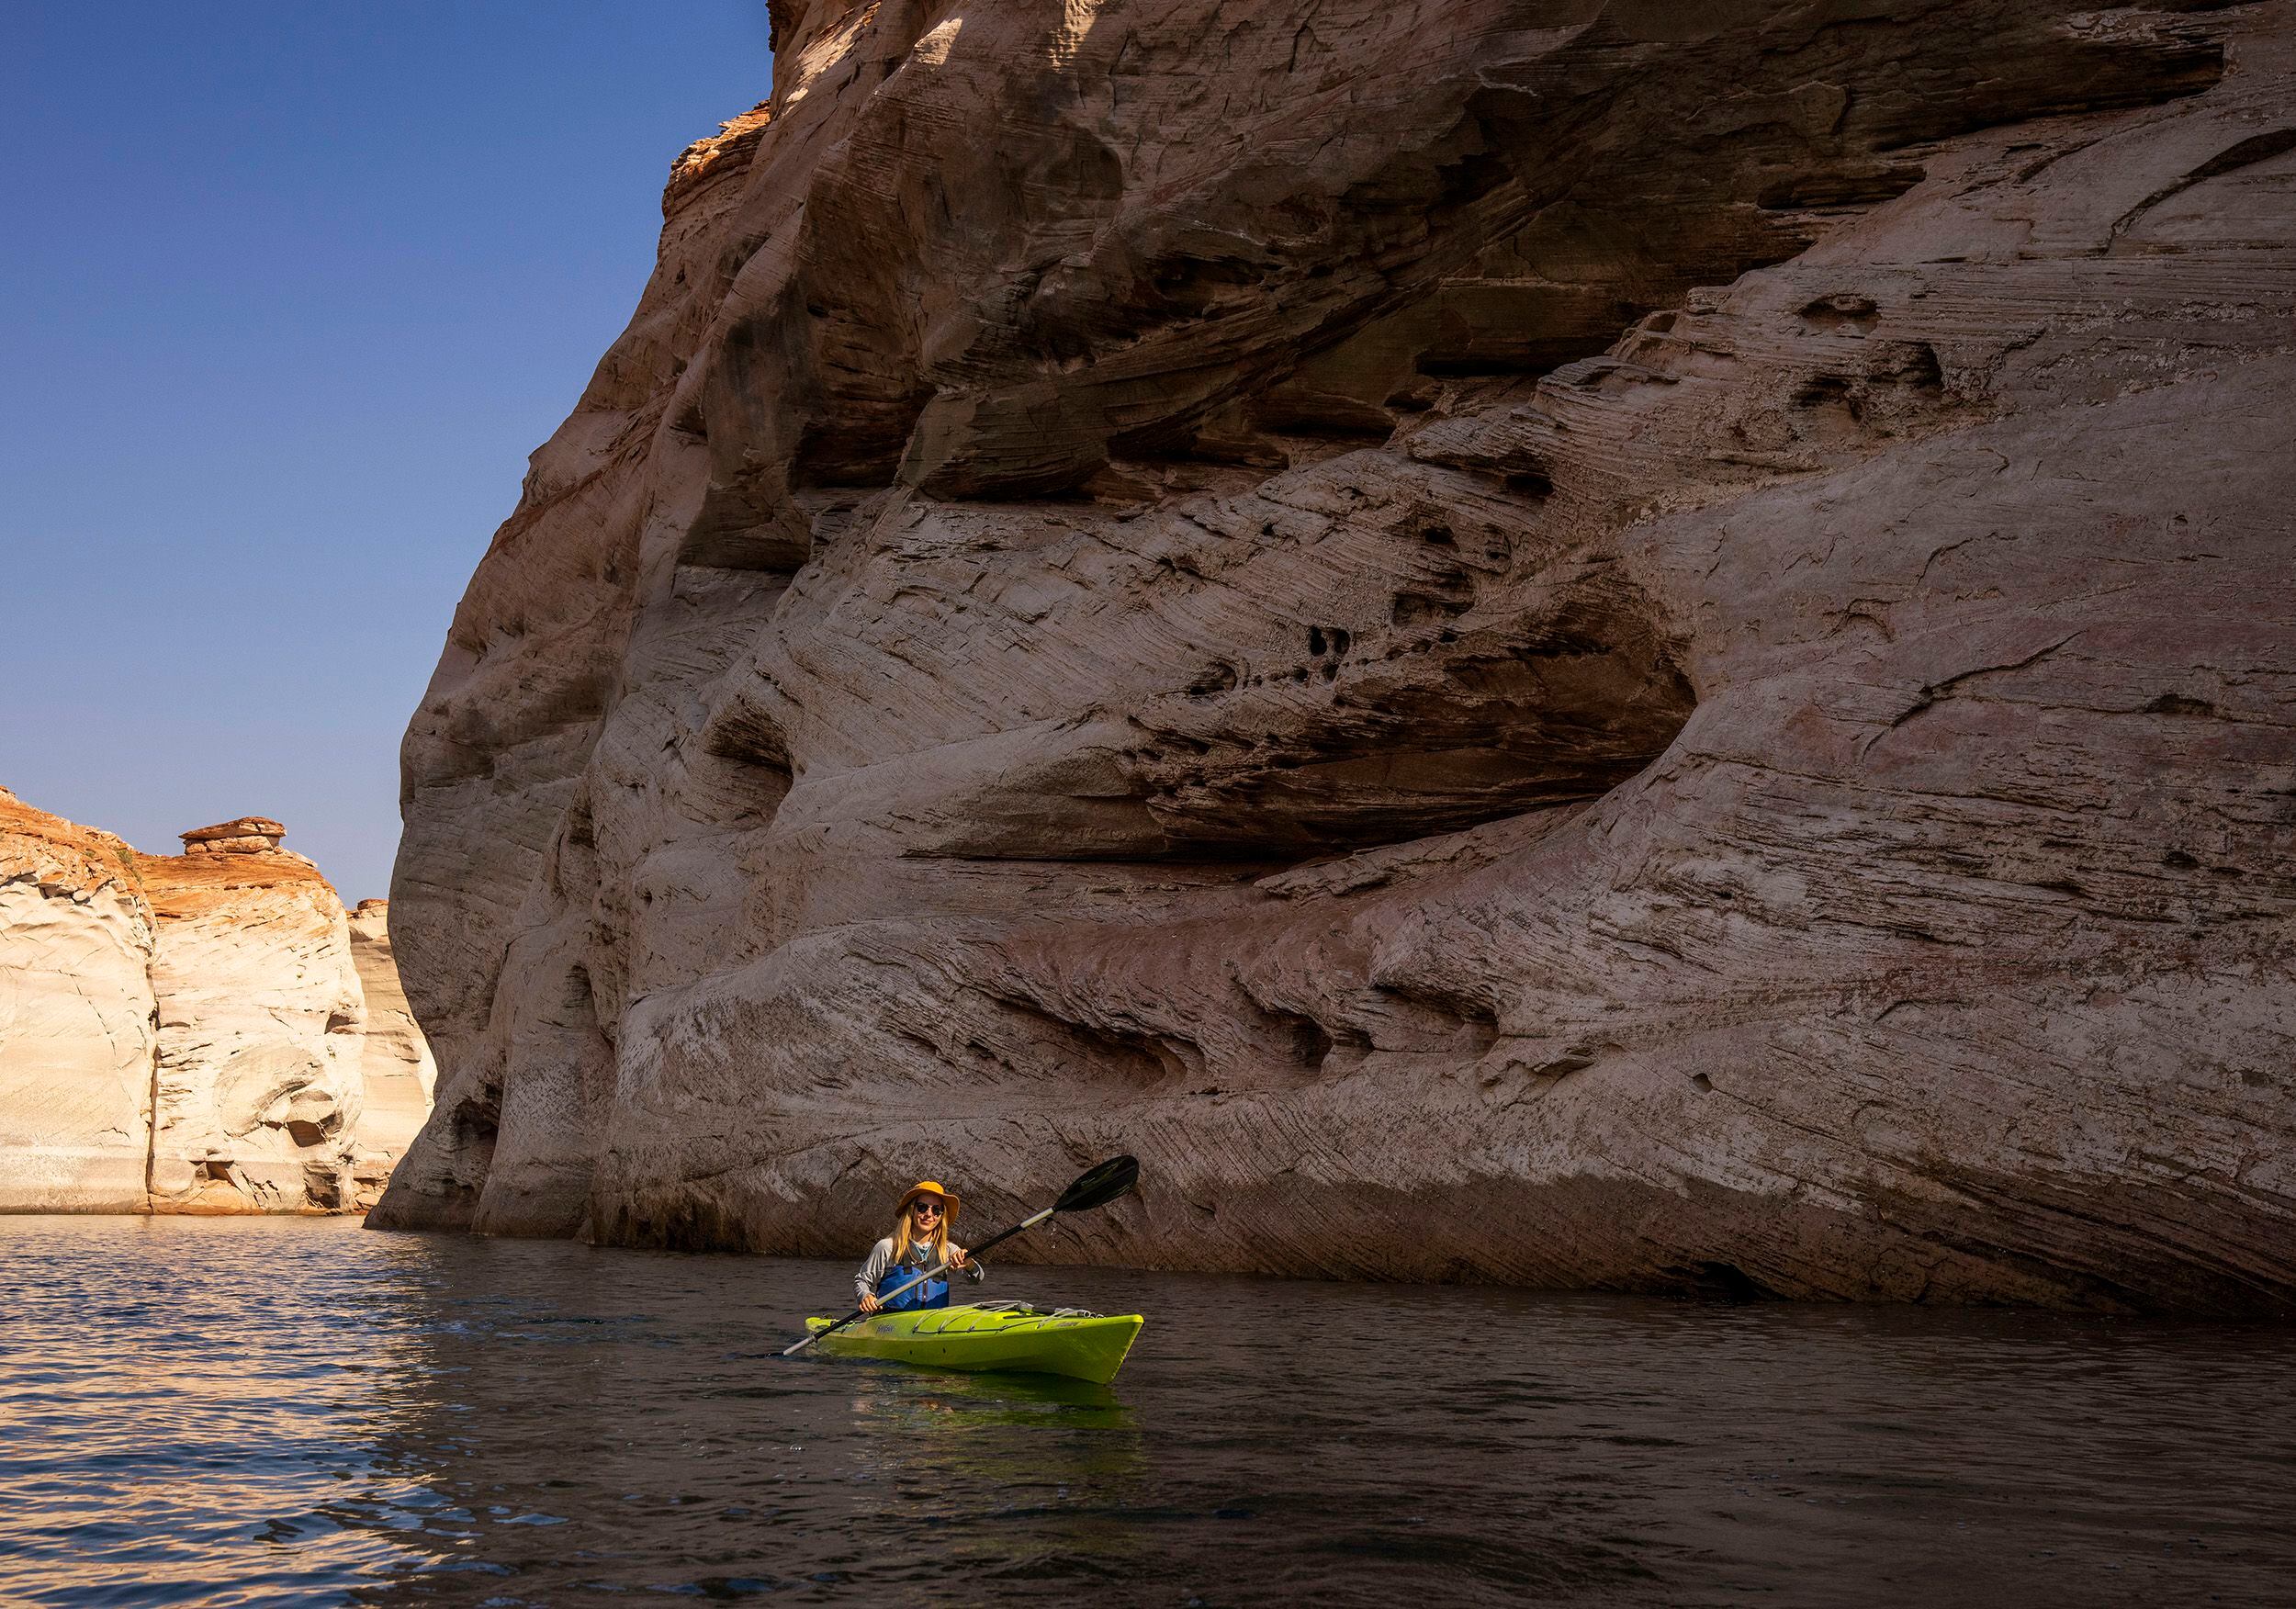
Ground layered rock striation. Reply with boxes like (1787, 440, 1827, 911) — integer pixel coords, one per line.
(0, 793, 434, 1212)
(348, 898, 441, 1187)
(376, 0, 2296, 1311)
(0, 790, 156, 1211)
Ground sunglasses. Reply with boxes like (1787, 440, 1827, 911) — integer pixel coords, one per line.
(910, 1200, 944, 1216)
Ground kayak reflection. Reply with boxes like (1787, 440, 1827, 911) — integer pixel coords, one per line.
(838, 1364, 1154, 1581)
(848, 1362, 1137, 1426)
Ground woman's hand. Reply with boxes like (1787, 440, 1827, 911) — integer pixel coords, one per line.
(859, 1293, 881, 1313)
(948, 1246, 971, 1270)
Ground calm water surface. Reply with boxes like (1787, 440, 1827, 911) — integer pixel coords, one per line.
(2, 1216, 2291, 1607)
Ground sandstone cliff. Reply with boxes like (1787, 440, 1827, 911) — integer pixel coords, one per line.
(0, 789, 156, 1211)
(374, 0, 2296, 1312)
(0, 794, 433, 1213)
(139, 819, 375, 1212)
(348, 898, 440, 1188)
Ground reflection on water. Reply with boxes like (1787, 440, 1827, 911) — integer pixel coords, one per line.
(2, 1216, 2292, 1606)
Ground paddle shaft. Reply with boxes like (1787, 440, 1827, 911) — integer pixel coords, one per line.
(782, 1207, 1052, 1356)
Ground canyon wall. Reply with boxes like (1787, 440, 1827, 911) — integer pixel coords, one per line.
(0, 790, 156, 1210)
(0, 792, 434, 1213)
(374, 0, 2296, 1311)
(349, 898, 443, 1176)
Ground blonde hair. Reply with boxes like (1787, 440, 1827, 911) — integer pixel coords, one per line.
(892, 1197, 951, 1264)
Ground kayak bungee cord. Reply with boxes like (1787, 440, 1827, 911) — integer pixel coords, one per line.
(782, 1154, 1139, 1358)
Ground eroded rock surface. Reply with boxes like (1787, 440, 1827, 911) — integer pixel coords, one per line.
(0, 788, 156, 1210)
(348, 899, 440, 1203)
(139, 822, 372, 1212)
(376, 0, 2296, 1311)
(0, 794, 434, 1212)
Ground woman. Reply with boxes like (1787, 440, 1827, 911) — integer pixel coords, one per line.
(855, 1180, 984, 1312)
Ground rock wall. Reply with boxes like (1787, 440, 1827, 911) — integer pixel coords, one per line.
(375, 0, 2295, 1311)
(0, 789, 156, 1211)
(0, 793, 433, 1213)
(139, 820, 374, 1213)
(348, 898, 440, 1190)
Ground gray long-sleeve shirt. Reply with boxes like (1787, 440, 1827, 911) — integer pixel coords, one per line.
(855, 1235, 986, 1302)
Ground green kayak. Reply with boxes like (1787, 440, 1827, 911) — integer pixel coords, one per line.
(804, 1301, 1144, 1385)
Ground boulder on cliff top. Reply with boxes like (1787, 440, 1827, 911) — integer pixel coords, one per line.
(180, 817, 290, 856)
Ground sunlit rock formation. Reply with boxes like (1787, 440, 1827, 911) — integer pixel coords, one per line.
(347, 898, 440, 1200)
(0, 793, 433, 1213)
(139, 818, 373, 1212)
(0, 788, 156, 1211)
(376, 0, 2295, 1312)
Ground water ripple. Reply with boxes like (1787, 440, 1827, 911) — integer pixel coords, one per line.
(1, 1217, 2291, 1605)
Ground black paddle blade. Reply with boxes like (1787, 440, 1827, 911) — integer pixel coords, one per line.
(1054, 1154, 1139, 1214)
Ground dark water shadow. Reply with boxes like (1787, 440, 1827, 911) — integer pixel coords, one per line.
(4, 1220, 2294, 1607)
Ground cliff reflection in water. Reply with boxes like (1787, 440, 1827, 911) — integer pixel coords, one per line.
(3, 1217, 2293, 1607)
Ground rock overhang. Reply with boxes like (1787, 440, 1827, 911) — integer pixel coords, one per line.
(373, 0, 2296, 1312)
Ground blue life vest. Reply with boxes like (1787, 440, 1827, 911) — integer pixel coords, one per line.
(875, 1248, 950, 1311)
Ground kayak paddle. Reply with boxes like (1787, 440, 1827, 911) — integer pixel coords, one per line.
(782, 1154, 1140, 1357)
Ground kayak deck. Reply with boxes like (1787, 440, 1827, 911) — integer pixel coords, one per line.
(805, 1301, 1143, 1385)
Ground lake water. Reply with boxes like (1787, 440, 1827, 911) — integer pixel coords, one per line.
(2, 1216, 2291, 1607)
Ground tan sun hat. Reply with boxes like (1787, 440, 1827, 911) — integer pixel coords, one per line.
(895, 1179, 961, 1220)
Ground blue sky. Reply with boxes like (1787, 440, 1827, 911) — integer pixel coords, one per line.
(2, 3, 772, 901)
